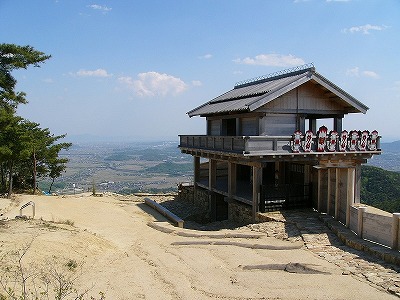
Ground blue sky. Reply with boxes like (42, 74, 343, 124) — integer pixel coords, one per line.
(0, 0, 399, 142)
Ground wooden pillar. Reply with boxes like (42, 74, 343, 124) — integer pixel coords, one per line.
(346, 168, 356, 227)
(317, 168, 322, 212)
(335, 168, 340, 219)
(236, 118, 241, 136)
(299, 116, 306, 133)
(228, 162, 237, 199)
(354, 164, 361, 203)
(327, 169, 331, 215)
(209, 159, 217, 221)
(392, 213, 400, 250)
(333, 117, 343, 133)
(309, 119, 317, 133)
(194, 156, 200, 187)
(357, 206, 368, 238)
(252, 166, 262, 222)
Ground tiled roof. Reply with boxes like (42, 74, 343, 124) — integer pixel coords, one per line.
(187, 66, 368, 117)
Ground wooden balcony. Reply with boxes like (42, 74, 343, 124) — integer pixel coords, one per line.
(178, 134, 382, 157)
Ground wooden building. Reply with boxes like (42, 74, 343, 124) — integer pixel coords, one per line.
(179, 64, 381, 224)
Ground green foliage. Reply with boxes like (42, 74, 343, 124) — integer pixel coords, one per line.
(0, 43, 50, 110)
(0, 44, 70, 196)
(361, 165, 400, 213)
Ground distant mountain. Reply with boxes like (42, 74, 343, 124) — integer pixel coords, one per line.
(381, 140, 400, 152)
(367, 140, 400, 172)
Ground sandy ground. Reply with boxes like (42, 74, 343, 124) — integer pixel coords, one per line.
(0, 193, 397, 300)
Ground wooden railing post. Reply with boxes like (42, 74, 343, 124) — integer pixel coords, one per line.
(357, 206, 367, 238)
(392, 213, 400, 250)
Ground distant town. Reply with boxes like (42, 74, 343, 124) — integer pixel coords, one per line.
(38, 139, 400, 196)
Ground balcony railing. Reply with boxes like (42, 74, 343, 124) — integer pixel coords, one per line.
(179, 131, 381, 156)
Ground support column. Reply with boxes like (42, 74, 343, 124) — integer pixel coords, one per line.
(346, 168, 356, 227)
(355, 164, 361, 203)
(209, 159, 217, 221)
(194, 156, 200, 188)
(333, 117, 343, 133)
(299, 116, 306, 133)
(335, 168, 340, 219)
(357, 206, 368, 238)
(327, 169, 331, 215)
(309, 119, 317, 133)
(228, 162, 237, 199)
(392, 213, 400, 250)
(252, 166, 262, 222)
(317, 168, 322, 212)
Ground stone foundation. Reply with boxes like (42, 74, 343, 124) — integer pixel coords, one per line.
(178, 184, 210, 222)
(228, 200, 253, 224)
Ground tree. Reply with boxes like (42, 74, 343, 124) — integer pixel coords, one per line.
(0, 44, 50, 111)
(0, 111, 31, 197)
(0, 44, 70, 197)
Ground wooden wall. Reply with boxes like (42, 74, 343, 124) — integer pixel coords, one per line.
(259, 114, 296, 136)
(260, 82, 344, 113)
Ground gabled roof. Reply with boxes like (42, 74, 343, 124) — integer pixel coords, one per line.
(187, 65, 369, 117)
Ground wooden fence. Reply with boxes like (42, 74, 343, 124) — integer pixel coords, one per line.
(349, 205, 400, 250)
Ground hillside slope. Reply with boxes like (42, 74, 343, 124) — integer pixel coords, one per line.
(361, 165, 400, 213)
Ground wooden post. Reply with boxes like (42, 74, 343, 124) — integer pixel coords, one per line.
(335, 168, 339, 219)
(346, 168, 356, 227)
(357, 206, 367, 238)
(354, 164, 361, 203)
(228, 162, 237, 199)
(327, 168, 331, 215)
(392, 213, 400, 250)
(309, 119, 317, 133)
(333, 117, 343, 133)
(317, 168, 322, 212)
(194, 156, 200, 187)
(209, 159, 217, 221)
(252, 166, 262, 223)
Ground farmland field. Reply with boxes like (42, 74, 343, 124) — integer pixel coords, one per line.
(38, 141, 193, 195)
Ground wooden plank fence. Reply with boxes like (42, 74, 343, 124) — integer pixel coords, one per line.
(349, 206, 400, 250)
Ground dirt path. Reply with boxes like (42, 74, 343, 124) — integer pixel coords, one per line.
(0, 194, 397, 299)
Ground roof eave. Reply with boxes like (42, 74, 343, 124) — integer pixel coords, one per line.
(311, 73, 369, 114)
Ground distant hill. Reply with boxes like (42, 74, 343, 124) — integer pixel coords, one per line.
(381, 140, 400, 152)
(367, 140, 400, 172)
(361, 165, 400, 213)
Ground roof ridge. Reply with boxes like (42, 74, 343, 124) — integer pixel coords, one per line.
(234, 63, 315, 89)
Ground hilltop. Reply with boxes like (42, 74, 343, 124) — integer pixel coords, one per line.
(0, 193, 399, 299)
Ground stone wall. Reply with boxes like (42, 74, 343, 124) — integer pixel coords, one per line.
(178, 184, 210, 222)
(228, 200, 253, 224)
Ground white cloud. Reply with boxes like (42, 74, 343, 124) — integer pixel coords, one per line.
(343, 24, 388, 35)
(346, 67, 379, 79)
(198, 54, 212, 59)
(233, 54, 305, 67)
(87, 4, 112, 13)
(118, 71, 187, 97)
(75, 68, 112, 77)
(362, 70, 379, 79)
(191, 80, 202, 87)
(346, 67, 359, 77)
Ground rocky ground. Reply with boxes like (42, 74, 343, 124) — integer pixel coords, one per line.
(0, 192, 399, 299)
(154, 194, 400, 298)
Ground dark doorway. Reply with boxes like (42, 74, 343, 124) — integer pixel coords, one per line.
(222, 118, 236, 136)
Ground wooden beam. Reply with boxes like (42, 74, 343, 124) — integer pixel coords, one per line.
(252, 166, 262, 222)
